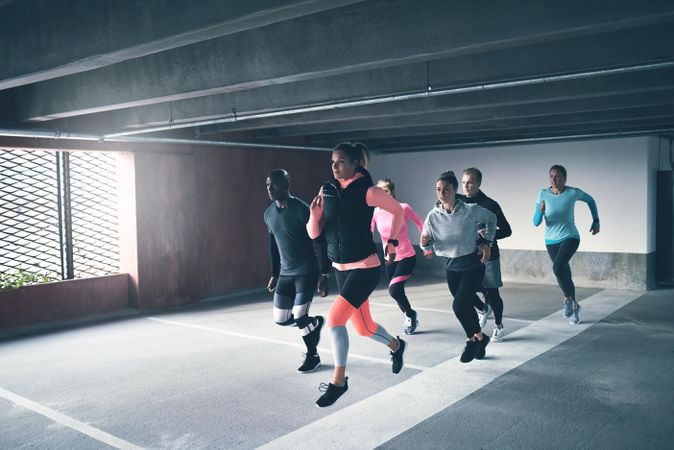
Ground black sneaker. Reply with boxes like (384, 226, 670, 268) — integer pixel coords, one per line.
(390, 336, 406, 374)
(460, 339, 479, 363)
(475, 334, 490, 360)
(311, 315, 325, 348)
(316, 378, 348, 408)
(297, 353, 321, 373)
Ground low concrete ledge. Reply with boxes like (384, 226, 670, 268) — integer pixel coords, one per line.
(0, 274, 131, 330)
(413, 247, 655, 291)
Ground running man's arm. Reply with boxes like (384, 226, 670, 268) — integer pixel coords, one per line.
(268, 232, 280, 278)
(312, 232, 331, 275)
(477, 206, 497, 244)
(495, 206, 512, 240)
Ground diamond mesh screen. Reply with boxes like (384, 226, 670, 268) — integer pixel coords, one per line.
(0, 149, 120, 280)
(69, 152, 120, 277)
(0, 149, 62, 278)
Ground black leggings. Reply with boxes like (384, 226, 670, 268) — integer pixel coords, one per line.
(386, 255, 417, 316)
(473, 287, 504, 325)
(446, 266, 485, 338)
(546, 238, 580, 299)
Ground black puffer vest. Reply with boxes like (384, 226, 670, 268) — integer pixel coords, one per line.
(322, 167, 377, 263)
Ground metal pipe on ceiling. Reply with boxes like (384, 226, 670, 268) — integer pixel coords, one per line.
(102, 59, 674, 138)
(0, 128, 331, 151)
(373, 127, 674, 153)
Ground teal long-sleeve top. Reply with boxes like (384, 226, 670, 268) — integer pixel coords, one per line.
(533, 186, 599, 245)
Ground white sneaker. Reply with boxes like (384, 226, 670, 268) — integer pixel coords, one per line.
(478, 303, 492, 328)
(491, 324, 504, 342)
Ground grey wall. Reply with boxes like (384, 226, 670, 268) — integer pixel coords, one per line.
(369, 137, 660, 290)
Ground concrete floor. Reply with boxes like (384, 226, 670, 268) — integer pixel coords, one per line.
(0, 278, 672, 449)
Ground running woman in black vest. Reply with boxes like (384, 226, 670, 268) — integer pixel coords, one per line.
(307, 142, 406, 407)
(265, 169, 331, 373)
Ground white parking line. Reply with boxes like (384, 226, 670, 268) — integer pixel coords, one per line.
(0, 387, 144, 450)
(147, 317, 431, 371)
(368, 301, 534, 324)
(258, 289, 642, 450)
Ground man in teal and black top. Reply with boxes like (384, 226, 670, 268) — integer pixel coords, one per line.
(533, 164, 600, 325)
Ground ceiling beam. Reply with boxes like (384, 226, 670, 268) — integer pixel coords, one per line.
(67, 22, 674, 134)
(0, 0, 363, 90)
(16, 0, 674, 121)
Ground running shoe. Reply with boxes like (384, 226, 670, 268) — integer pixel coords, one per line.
(316, 377, 349, 408)
(475, 334, 490, 360)
(390, 336, 406, 374)
(491, 324, 504, 342)
(563, 299, 574, 318)
(311, 315, 324, 348)
(297, 352, 321, 373)
(570, 302, 581, 325)
(403, 311, 418, 335)
(478, 303, 492, 328)
(460, 339, 479, 363)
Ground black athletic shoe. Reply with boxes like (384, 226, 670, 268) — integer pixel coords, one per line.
(390, 336, 406, 374)
(316, 377, 349, 408)
(297, 353, 321, 373)
(312, 315, 325, 348)
(460, 339, 479, 363)
(475, 334, 490, 360)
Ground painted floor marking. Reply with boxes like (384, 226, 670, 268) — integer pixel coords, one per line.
(0, 387, 144, 450)
(258, 289, 642, 450)
(147, 317, 431, 371)
(368, 301, 534, 324)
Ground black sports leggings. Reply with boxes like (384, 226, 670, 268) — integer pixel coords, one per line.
(446, 266, 485, 337)
(385, 255, 417, 316)
(546, 238, 580, 299)
(473, 287, 504, 325)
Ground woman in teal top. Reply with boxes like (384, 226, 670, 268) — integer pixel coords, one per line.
(533, 165, 600, 324)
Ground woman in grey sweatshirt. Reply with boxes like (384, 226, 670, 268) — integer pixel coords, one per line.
(420, 171, 497, 363)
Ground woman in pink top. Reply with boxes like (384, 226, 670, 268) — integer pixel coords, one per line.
(307, 142, 407, 408)
(371, 177, 425, 335)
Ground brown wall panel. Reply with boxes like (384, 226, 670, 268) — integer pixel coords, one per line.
(132, 146, 330, 309)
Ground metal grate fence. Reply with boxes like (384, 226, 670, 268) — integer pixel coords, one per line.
(0, 149, 120, 281)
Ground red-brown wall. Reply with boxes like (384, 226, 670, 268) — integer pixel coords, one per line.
(130, 146, 329, 310)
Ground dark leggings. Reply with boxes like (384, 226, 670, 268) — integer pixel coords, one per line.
(473, 287, 504, 325)
(386, 255, 417, 317)
(446, 266, 485, 337)
(546, 238, 580, 299)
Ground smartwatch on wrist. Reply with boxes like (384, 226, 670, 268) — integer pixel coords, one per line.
(387, 239, 399, 247)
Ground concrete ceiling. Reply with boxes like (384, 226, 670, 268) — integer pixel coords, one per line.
(2, 0, 674, 153)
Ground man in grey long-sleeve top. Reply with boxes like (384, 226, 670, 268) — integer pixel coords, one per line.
(420, 170, 497, 364)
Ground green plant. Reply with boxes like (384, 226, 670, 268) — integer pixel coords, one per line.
(0, 269, 55, 289)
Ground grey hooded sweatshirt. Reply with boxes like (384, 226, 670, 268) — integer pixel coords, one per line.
(420, 200, 497, 271)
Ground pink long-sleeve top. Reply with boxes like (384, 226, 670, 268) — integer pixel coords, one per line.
(371, 202, 424, 261)
(307, 172, 404, 271)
